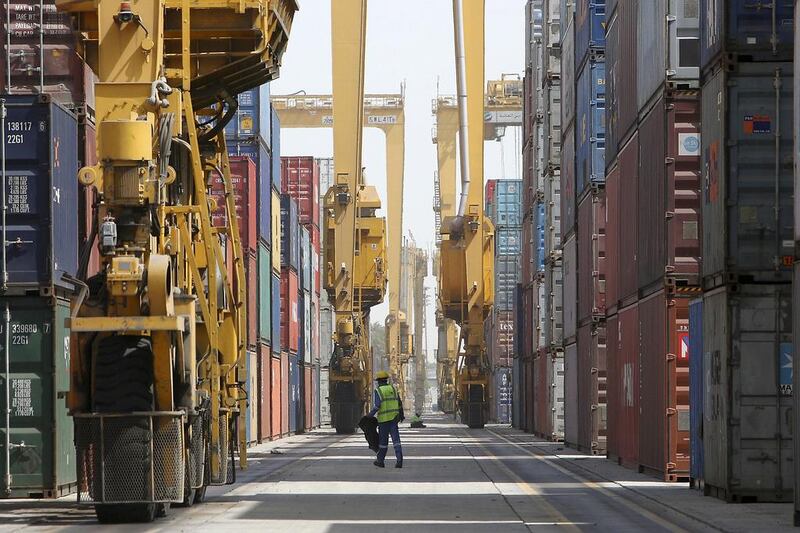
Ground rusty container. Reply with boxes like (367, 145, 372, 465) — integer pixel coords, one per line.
(577, 322, 607, 454)
(606, 303, 640, 469)
(577, 188, 606, 323)
(618, 132, 639, 304)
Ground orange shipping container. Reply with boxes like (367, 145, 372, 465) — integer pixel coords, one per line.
(271, 356, 281, 439)
(258, 343, 272, 442)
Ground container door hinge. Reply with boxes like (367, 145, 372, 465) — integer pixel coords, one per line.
(666, 353, 676, 362)
(666, 408, 677, 416)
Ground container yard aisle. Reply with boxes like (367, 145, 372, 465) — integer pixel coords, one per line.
(0, 416, 792, 532)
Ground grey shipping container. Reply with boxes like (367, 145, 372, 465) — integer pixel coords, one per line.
(535, 280, 546, 351)
(495, 254, 520, 312)
(494, 368, 512, 424)
(496, 226, 522, 256)
(542, 0, 562, 78)
(561, 18, 576, 129)
(1, 95, 78, 293)
(0, 297, 75, 498)
(544, 260, 564, 348)
(544, 171, 562, 256)
(703, 283, 792, 502)
(563, 234, 577, 341)
(636, 0, 700, 112)
(564, 342, 579, 447)
(549, 351, 566, 441)
(543, 81, 562, 170)
(701, 63, 793, 285)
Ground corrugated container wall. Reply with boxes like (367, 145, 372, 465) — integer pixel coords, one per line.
(618, 133, 639, 303)
(271, 190, 281, 273)
(495, 255, 520, 312)
(561, 124, 577, 235)
(224, 85, 271, 147)
(258, 343, 271, 442)
(544, 173, 561, 256)
(701, 64, 793, 285)
(577, 190, 606, 323)
(577, 323, 607, 454)
(1, 96, 77, 292)
(280, 195, 301, 272)
(280, 156, 320, 227)
(280, 269, 299, 353)
(605, 163, 620, 312)
(489, 180, 523, 227)
(564, 342, 579, 446)
(271, 273, 282, 354)
(606, 304, 640, 469)
(544, 262, 564, 348)
(688, 298, 703, 487)
(258, 244, 272, 344)
(575, 0, 606, 69)
(576, 59, 606, 196)
(605, 0, 638, 164)
(563, 235, 578, 341)
(561, 19, 576, 129)
(210, 157, 258, 253)
(270, 107, 281, 191)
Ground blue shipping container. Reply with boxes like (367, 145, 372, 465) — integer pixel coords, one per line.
(496, 226, 522, 256)
(688, 298, 703, 488)
(289, 354, 299, 433)
(280, 195, 300, 271)
(494, 254, 520, 311)
(224, 83, 271, 148)
(271, 273, 281, 353)
(1, 95, 78, 291)
(490, 179, 523, 227)
(700, 0, 794, 70)
(576, 59, 606, 196)
(228, 139, 271, 245)
(271, 107, 281, 191)
(536, 202, 546, 272)
(575, 0, 605, 68)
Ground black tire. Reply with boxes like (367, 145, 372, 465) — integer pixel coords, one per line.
(92, 335, 157, 524)
(193, 485, 207, 504)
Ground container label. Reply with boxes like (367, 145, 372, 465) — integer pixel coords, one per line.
(780, 342, 792, 396)
(6, 174, 32, 214)
(678, 133, 700, 156)
(367, 115, 398, 125)
(679, 333, 689, 360)
(11, 378, 33, 417)
(743, 114, 771, 134)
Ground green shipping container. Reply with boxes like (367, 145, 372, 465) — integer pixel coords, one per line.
(0, 297, 75, 498)
(259, 242, 272, 344)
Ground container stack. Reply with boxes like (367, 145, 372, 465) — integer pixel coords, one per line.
(559, 0, 607, 455)
(317, 158, 334, 426)
(0, 0, 101, 498)
(604, 0, 701, 482)
(281, 156, 322, 433)
(485, 179, 522, 424)
(695, 1, 794, 502)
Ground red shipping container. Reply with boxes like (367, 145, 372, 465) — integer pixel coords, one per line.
(619, 132, 639, 304)
(533, 351, 551, 438)
(521, 220, 534, 287)
(280, 268, 300, 353)
(525, 356, 535, 433)
(280, 351, 290, 436)
(304, 365, 313, 432)
(485, 179, 497, 211)
(258, 343, 272, 442)
(210, 156, 258, 253)
(605, 163, 620, 314)
(280, 156, 320, 227)
(489, 311, 514, 367)
(638, 290, 690, 481)
(638, 93, 701, 294)
(271, 356, 281, 438)
(577, 323, 607, 454)
(577, 190, 606, 323)
(607, 304, 639, 469)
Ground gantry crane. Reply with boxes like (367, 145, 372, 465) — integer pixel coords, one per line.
(437, 0, 495, 429)
(270, 93, 407, 398)
(55, 0, 296, 522)
(323, 0, 388, 434)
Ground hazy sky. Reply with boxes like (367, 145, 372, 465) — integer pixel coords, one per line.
(272, 0, 526, 341)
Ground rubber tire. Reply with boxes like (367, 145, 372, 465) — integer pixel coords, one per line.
(193, 486, 207, 504)
(92, 335, 157, 524)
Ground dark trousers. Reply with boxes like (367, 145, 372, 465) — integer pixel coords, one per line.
(376, 419, 403, 463)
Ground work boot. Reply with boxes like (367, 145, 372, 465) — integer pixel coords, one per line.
(395, 461, 403, 469)
(373, 460, 385, 468)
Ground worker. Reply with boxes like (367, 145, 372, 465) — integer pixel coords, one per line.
(368, 371, 404, 468)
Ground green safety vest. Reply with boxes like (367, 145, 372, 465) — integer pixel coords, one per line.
(377, 384, 401, 423)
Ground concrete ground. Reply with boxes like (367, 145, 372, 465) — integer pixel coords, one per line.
(0, 414, 794, 532)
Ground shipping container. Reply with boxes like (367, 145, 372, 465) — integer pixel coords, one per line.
(271, 190, 281, 273)
(1, 95, 78, 292)
(637, 93, 701, 293)
(535, 280, 546, 352)
(575, 0, 606, 69)
(577, 189, 606, 323)
(244, 252, 258, 348)
(297, 288, 305, 363)
(304, 364, 313, 431)
(533, 351, 550, 438)
(488, 179, 523, 227)
(289, 354, 299, 434)
(702, 283, 792, 502)
(543, 83, 562, 170)
(280, 268, 300, 353)
(270, 355, 281, 438)
(0, 297, 74, 498)
(303, 290, 312, 365)
(313, 364, 321, 428)
(606, 305, 642, 468)
(245, 350, 258, 444)
(561, 123, 577, 234)
(564, 342, 579, 446)
(559, 0, 575, 35)
(563, 234, 577, 341)
(210, 156, 258, 253)
(271, 273, 281, 354)
(512, 356, 522, 428)
(542, 0, 562, 78)
(0, 2, 94, 108)
(281, 156, 320, 227)
(638, 290, 690, 481)
(636, 0, 699, 113)
(258, 243, 272, 344)
(280, 352, 289, 436)
(700, 0, 794, 70)
(535, 203, 546, 272)
(494, 367, 512, 424)
(489, 310, 515, 367)
(258, 343, 272, 442)
(576, 58, 606, 196)
(228, 140, 271, 246)
(495, 255, 520, 312)
(320, 291, 334, 364)
(534, 350, 565, 441)
(300, 226, 311, 292)
(521, 221, 534, 287)
(544, 172, 561, 256)
(544, 261, 564, 348)
(604, 0, 638, 164)
(224, 84, 271, 148)
(618, 132, 639, 303)
(561, 18, 576, 129)
(688, 298, 703, 488)
(317, 158, 334, 196)
(577, 323, 607, 454)
(280, 195, 301, 272)
(605, 163, 620, 314)
(270, 106, 281, 191)
(320, 366, 330, 426)
(701, 64, 793, 285)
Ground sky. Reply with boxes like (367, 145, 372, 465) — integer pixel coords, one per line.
(272, 0, 526, 350)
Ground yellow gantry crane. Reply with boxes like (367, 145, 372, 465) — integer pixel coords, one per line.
(55, 0, 296, 523)
(322, 0, 388, 434)
(270, 92, 407, 398)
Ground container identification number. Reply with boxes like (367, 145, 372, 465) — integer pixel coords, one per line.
(11, 378, 33, 417)
(6, 121, 32, 145)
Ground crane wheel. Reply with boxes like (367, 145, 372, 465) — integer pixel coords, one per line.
(93, 335, 157, 524)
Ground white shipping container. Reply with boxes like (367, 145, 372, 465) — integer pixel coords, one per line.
(544, 171, 561, 257)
